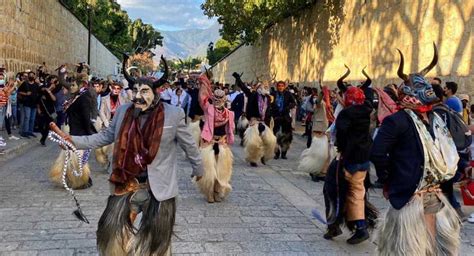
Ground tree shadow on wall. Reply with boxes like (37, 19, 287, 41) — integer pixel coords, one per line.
(346, 0, 473, 88)
(261, 0, 346, 83)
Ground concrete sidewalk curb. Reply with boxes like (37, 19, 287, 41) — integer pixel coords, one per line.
(0, 139, 38, 162)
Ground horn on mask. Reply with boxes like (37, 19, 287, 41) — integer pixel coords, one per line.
(337, 64, 351, 91)
(419, 42, 438, 76)
(396, 49, 409, 81)
(153, 55, 169, 88)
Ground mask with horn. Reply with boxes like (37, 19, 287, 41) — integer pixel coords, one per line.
(337, 64, 351, 93)
(152, 55, 169, 89)
(397, 43, 438, 106)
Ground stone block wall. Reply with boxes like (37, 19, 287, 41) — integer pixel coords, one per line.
(212, 0, 473, 96)
(0, 0, 120, 77)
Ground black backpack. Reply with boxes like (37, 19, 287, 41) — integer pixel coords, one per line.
(433, 104, 472, 151)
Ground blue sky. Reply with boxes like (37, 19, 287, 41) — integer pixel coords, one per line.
(116, 0, 216, 31)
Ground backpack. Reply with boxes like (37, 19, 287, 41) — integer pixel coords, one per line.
(433, 104, 472, 151)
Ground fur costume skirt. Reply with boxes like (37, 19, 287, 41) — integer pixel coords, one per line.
(237, 115, 249, 145)
(95, 144, 112, 169)
(376, 192, 461, 256)
(243, 123, 277, 164)
(196, 143, 233, 203)
(298, 135, 335, 175)
(97, 190, 175, 256)
(49, 150, 91, 189)
(275, 131, 293, 153)
(189, 120, 202, 147)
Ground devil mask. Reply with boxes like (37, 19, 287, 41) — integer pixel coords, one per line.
(132, 78, 160, 112)
(397, 43, 438, 105)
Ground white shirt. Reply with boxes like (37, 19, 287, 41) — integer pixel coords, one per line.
(160, 88, 173, 101)
(171, 90, 188, 108)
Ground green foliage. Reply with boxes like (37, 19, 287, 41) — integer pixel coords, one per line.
(178, 57, 205, 71)
(207, 39, 240, 65)
(201, 0, 318, 44)
(61, 0, 162, 58)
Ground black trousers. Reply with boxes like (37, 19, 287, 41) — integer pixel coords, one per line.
(38, 114, 53, 143)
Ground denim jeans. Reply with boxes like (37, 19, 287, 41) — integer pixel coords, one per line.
(0, 106, 6, 130)
(11, 104, 17, 126)
(21, 105, 37, 135)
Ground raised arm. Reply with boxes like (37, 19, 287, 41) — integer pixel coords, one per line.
(232, 72, 251, 97)
(198, 74, 212, 110)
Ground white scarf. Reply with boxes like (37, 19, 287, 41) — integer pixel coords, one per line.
(406, 109, 459, 189)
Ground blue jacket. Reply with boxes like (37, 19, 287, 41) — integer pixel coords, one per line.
(370, 110, 424, 210)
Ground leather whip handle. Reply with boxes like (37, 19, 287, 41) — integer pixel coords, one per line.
(49, 122, 68, 138)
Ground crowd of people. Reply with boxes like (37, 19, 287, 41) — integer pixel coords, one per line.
(0, 43, 473, 255)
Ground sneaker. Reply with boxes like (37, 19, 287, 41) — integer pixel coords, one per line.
(0, 141, 6, 147)
(468, 213, 474, 224)
(9, 135, 20, 140)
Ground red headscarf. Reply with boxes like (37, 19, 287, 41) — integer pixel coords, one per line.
(344, 86, 365, 106)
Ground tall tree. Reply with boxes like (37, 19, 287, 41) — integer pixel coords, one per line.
(201, 0, 318, 44)
(61, 0, 162, 58)
(207, 39, 240, 65)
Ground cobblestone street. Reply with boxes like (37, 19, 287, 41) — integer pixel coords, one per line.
(0, 134, 473, 255)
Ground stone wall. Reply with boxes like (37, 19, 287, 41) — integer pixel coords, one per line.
(0, 0, 120, 77)
(212, 0, 473, 95)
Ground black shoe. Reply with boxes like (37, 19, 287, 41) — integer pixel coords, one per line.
(29, 133, 37, 138)
(274, 149, 280, 159)
(250, 162, 257, 167)
(40, 140, 46, 146)
(323, 224, 343, 240)
(347, 228, 369, 244)
(309, 173, 325, 182)
(20, 133, 30, 138)
(281, 151, 287, 159)
(261, 157, 266, 165)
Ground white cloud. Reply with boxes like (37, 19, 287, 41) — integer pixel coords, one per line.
(116, 0, 216, 31)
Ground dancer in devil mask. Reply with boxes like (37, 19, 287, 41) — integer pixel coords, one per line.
(371, 44, 461, 255)
(232, 72, 277, 167)
(55, 56, 203, 256)
(271, 81, 296, 160)
(195, 70, 235, 203)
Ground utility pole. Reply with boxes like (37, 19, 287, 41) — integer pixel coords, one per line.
(87, 5, 92, 65)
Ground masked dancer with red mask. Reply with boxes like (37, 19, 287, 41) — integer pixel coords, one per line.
(371, 44, 461, 255)
(271, 81, 296, 160)
(195, 70, 235, 203)
(321, 67, 378, 245)
(51, 56, 203, 256)
(232, 72, 277, 167)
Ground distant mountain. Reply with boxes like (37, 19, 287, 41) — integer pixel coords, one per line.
(153, 23, 221, 61)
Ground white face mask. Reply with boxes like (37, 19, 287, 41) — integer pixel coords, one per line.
(0, 80, 4, 86)
(60, 68, 66, 73)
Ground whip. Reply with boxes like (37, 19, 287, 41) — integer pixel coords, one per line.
(48, 122, 90, 224)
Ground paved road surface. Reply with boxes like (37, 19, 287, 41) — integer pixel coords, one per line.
(0, 134, 473, 255)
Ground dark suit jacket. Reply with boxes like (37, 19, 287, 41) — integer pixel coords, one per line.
(66, 93, 96, 136)
(270, 90, 296, 118)
(231, 93, 244, 120)
(370, 110, 424, 209)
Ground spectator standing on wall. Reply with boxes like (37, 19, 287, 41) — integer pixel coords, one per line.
(18, 71, 40, 138)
